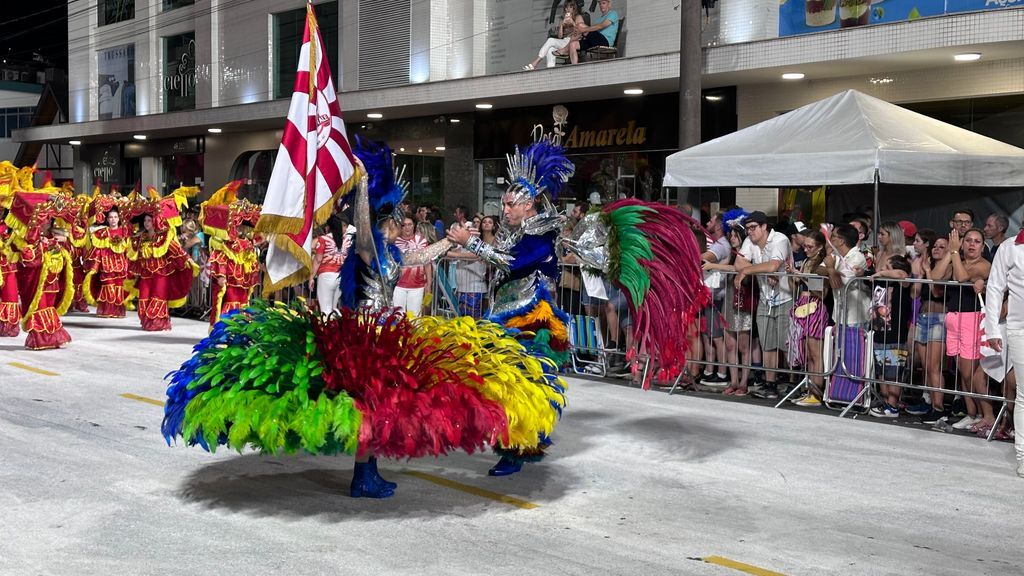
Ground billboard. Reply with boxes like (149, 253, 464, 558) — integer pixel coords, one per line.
(780, 0, 1022, 36)
(97, 44, 136, 120)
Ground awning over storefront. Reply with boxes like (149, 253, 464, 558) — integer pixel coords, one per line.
(664, 89, 1024, 188)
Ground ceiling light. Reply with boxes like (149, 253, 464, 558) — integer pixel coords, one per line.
(475, 103, 493, 109)
(399, 147, 405, 152)
(418, 148, 423, 153)
(367, 112, 383, 119)
(704, 95, 724, 102)
(435, 146, 446, 151)
(207, 128, 222, 133)
(954, 52, 982, 62)
(69, 140, 81, 145)
(623, 88, 644, 95)
(133, 134, 147, 140)
(450, 118, 461, 123)
(781, 72, 805, 80)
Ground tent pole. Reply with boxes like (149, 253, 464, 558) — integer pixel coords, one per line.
(872, 169, 880, 248)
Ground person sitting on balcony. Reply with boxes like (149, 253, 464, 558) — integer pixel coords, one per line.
(567, 0, 619, 64)
(524, 1, 586, 70)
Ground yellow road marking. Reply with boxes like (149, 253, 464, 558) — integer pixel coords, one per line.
(401, 470, 539, 509)
(8, 362, 59, 376)
(703, 556, 787, 576)
(119, 393, 165, 407)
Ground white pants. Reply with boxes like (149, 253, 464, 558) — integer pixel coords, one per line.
(1005, 328, 1024, 463)
(393, 286, 424, 316)
(538, 37, 571, 68)
(316, 272, 341, 314)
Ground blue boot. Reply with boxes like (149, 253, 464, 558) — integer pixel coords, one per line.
(350, 461, 395, 498)
(488, 457, 523, 477)
(368, 457, 397, 490)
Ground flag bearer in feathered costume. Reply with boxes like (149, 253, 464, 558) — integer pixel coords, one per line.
(5, 192, 76, 350)
(126, 186, 198, 331)
(446, 130, 574, 477)
(0, 180, 20, 337)
(162, 139, 567, 500)
(83, 185, 134, 318)
(199, 180, 262, 329)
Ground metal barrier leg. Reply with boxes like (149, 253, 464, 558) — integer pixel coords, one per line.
(775, 376, 809, 409)
(988, 401, 1008, 442)
(838, 385, 871, 419)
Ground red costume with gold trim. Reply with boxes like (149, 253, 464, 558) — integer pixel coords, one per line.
(83, 191, 134, 318)
(126, 187, 198, 331)
(199, 181, 261, 328)
(5, 192, 76, 350)
(0, 219, 20, 337)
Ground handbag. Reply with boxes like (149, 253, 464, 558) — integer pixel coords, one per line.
(793, 299, 818, 319)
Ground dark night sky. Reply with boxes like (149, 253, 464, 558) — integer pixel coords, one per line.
(0, 1, 69, 72)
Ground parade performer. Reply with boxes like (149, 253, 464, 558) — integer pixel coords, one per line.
(127, 186, 198, 331)
(163, 140, 566, 500)
(56, 178, 92, 314)
(199, 180, 262, 329)
(445, 133, 575, 476)
(0, 188, 20, 337)
(5, 192, 76, 350)
(83, 186, 134, 318)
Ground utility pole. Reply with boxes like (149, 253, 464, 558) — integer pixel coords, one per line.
(677, 0, 702, 207)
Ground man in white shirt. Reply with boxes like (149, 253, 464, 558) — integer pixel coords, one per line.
(825, 223, 870, 327)
(982, 232, 1024, 479)
(735, 211, 793, 398)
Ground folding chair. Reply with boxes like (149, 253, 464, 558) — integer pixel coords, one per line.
(824, 325, 875, 415)
(570, 314, 607, 376)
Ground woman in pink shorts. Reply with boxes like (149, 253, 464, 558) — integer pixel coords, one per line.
(933, 228, 994, 434)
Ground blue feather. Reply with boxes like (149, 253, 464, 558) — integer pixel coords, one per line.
(523, 138, 574, 201)
(352, 136, 404, 214)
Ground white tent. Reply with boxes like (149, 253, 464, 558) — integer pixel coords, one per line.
(664, 89, 1024, 188)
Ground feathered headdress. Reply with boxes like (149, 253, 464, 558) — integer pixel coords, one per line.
(124, 184, 199, 233)
(200, 180, 261, 241)
(505, 130, 574, 205)
(723, 208, 749, 231)
(351, 136, 408, 224)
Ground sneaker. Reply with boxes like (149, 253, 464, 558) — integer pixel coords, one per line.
(750, 385, 779, 400)
(870, 404, 899, 418)
(789, 394, 810, 405)
(905, 401, 930, 416)
(795, 395, 822, 407)
(921, 409, 947, 425)
(1017, 461, 1024, 479)
(582, 365, 604, 375)
(951, 415, 981, 430)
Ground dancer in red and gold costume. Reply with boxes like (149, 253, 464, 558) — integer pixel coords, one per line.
(83, 189, 133, 318)
(126, 187, 198, 331)
(199, 180, 262, 328)
(5, 192, 76, 350)
(0, 191, 20, 337)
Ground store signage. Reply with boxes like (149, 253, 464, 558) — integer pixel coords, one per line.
(90, 144, 122, 182)
(780, 0, 1021, 36)
(164, 38, 196, 99)
(563, 121, 647, 150)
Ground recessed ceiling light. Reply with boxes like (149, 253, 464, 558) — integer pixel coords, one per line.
(133, 134, 147, 140)
(69, 140, 81, 145)
(435, 146, 446, 151)
(954, 52, 982, 62)
(450, 118, 461, 123)
(418, 148, 423, 153)
(475, 103, 493, 109)
(781, 72, 805, 80)
(399, 147, 405, 152)
(623, 88, 644, 95)
(704, 95, 724, 102)
(207, 128, 222, 133)
(367, 112, 383, 119)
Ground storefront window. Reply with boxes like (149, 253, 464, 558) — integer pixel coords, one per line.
(396, 154, 444, 208)
(274, 2, 338, 99)
(98, 0, 134, 26)
(231, 150, 278, 204)
(163, 33, 196, 112)
(98, 45, 136, 120)
(161, 154, 204, 195)
(163, 0, 195, 10)
(0, 107, 35, 138)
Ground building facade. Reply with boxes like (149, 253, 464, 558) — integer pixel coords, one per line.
(12, 1, 1024, 218)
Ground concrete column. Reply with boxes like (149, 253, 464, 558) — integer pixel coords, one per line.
(677, 0, 702, 206)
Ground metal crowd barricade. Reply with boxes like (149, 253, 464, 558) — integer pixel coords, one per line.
(834, 276, 1010, 439)
(673, 268, 841, 398)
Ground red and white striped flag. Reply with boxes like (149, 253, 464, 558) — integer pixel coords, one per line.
(256, 2, 361, 292)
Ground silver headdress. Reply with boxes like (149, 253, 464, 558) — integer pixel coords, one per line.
(504, 124, 575, 206)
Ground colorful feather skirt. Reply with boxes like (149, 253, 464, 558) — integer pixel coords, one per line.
(162, 300, 567, 460)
